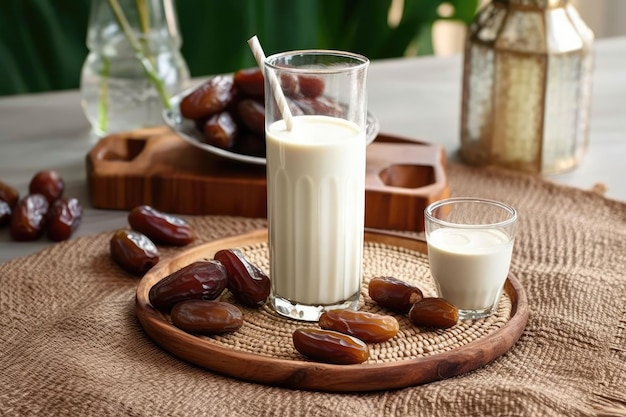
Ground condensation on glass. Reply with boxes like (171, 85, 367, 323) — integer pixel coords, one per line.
(460, 0, 594, 174)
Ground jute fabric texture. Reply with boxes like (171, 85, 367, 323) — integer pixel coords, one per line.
(1, 164, 625, 417)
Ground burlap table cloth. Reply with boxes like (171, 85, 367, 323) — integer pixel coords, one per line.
(1, 164, 625, 417)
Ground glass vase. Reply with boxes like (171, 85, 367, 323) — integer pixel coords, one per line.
(80, 0, 190, 136)
(460, 0, 594, 174)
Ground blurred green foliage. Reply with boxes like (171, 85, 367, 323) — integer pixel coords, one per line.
(0, 0, 90, 96)
(0, 0, 478, 96)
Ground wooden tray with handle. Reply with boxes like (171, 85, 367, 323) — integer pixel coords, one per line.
(135, 228, 529, 392)
(87, 126, 449, 232)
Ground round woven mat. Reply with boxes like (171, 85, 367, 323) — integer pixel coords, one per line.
(160, 240, 512, 364)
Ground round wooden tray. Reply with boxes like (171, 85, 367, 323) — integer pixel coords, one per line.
(135, 229, 529, 392)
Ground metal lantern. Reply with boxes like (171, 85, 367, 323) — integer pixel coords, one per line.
(460, 0, 594, 174)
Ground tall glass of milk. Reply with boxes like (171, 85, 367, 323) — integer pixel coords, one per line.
(264, 50, 369, 321)
(424, 198, 517, 320)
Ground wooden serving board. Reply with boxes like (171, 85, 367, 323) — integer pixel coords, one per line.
(87, 126, 448, 232)
(135, 229, 529, 392)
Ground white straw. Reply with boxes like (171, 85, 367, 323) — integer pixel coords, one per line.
(247, 35, 294, 131)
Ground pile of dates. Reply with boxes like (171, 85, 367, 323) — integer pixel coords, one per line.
(109, 205, 195, 277)
(1, 170, 83, 242)
(148, 248, 271, 336)
(179, 67, 342, 157)
(293, 309, 400, 365)
(291, 278, 459, 365)
(147, 242, 459, 366)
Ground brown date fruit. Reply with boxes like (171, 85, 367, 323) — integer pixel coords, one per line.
(149, 260, 228, 312)
(279, 73, 299, 97)
(10, 194, 49, 241)
(29, 170, 64, 203)
(408, 297, 458, 329)
(0, 180, 19, 207)
(237, 99, 265, 135)
(268, 97, 304, 121)
(319, 309, 399, 343)
(368, 276, 423, 314)
(194, 116, 208, 132)
(46, 197, 83, 241)
(213, 249, 270, 307)
(292, 328, 369, 365)
(286, 98, 305, 116)
(128, 205, 194, 246)
(278, 75, 324, 99)
(233, 68, 264, 97)
(202, 112, 238, 149)
(293, 96, 344, 117)
(179, 75, 235, 120)
(298, 75, 324, 98)
(0, 200, 11, 227)
(171, 300, 243, 334)
(235, 133, 266, 157)
(110, 229, 159, 277)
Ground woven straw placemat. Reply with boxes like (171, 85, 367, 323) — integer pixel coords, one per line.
(1, 163, 625, 417)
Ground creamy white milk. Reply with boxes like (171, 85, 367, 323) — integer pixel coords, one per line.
(266, 115, 366, 306)
(427, 227, 513, 311)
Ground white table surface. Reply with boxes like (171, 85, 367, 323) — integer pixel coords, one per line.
(1, 37, 625, 264)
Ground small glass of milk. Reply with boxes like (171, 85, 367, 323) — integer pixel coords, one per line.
(264, 50, 369, 321)
(424, 198, 517, 320)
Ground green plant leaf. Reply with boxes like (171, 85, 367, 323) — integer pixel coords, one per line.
(0, 0, 480, 94)
(445, 0, 480, 22)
